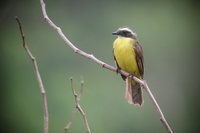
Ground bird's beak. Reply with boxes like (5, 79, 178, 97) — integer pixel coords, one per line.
(112, 31, 118, 35)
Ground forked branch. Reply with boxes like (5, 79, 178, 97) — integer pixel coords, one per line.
(65, 78, 91, 133)
(39, 0, 173, 132)
(16, 16, 49, 133)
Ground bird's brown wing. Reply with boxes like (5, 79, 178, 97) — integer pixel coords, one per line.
(134, 42, 144, 78)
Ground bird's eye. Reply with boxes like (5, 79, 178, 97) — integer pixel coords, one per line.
(122, 31, 127, 35)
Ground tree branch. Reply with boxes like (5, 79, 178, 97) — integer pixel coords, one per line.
(39, 0, 173, 132)
(16, 16, 49, 133)
(65, 78, 91, 133)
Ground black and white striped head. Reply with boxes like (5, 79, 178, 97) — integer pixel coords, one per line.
(112, 27, 137, 39)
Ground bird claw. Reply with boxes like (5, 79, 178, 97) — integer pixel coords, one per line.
(116, 68, 120, 74)
(128, 74, 135, 79)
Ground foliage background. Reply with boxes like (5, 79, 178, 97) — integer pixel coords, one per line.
(1, 0, 200, 132)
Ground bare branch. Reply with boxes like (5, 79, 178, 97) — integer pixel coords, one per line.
(65, 77, 91, 133)
(16, 16, 49, 133)
(64, 78, 80, 133)
(39, 1, 173, 132)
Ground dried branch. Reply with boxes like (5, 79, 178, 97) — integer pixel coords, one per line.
(16, 16, 49, 133)
(65, 78, 91, 133)
(39, 0, 173, 132)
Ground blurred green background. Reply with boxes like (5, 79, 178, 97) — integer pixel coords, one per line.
(1, 0, 200, 132)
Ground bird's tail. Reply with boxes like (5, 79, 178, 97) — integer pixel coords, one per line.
(125, 77, 143, 106)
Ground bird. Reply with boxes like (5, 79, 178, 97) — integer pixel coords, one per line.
(112, 27, 144, 106)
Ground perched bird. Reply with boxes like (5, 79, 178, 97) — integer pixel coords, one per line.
(112, 27, 144, 105)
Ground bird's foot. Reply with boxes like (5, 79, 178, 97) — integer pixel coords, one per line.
(128, 74, 135, 79)
(116, 67, 120, 74)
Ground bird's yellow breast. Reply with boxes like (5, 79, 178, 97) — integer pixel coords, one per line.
(113, 37, 140, 76)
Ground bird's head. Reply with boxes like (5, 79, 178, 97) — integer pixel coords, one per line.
(112, 27, 137, 39)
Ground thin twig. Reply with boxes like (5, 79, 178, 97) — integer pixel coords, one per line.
(16, 16, 49, 133)
(64, 77, 78, 133)
(64, 107, 77, 133)
(39, 0, 173, 132)
(66, 77, 91, 133)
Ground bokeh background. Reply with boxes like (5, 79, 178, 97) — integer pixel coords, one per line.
(1, 0, 200, 132)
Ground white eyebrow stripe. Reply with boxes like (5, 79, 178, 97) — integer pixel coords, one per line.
(120, 27, 132, 31)
(118, 27, 137, 38)
(119, 27, 133, 34)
